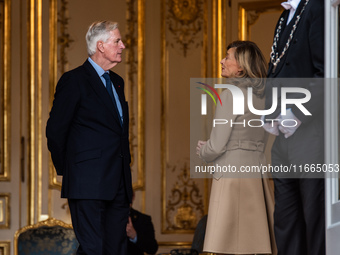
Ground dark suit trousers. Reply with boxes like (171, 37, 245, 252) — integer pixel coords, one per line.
(68, 178, 130, 255)
(271, 132, 325, 255)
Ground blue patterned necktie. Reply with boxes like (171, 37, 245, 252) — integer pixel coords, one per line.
(102, 73, 123, 126)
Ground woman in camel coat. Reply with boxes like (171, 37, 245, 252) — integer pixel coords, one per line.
(197, 41, 277, 255)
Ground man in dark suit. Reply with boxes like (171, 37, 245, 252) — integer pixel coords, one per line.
(263, 0, 325, 254)
(126, 206, 158, 255)
(46, 21, 132, 255)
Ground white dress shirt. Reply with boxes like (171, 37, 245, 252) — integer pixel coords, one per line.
(281, 0, 301, 24)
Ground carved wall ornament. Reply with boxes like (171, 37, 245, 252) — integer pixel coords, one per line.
(247, 10, 262, 26)
(165, 162, 204, 232)
(57, 0, 74, 74)
(166, 0, 203, 57)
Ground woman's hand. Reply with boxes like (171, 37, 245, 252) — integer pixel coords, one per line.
(196, 140, 207, 156)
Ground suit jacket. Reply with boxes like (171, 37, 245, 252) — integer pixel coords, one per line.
(46, 59, 132, 201)
(266, 0, 324, 124)
(127, 208, 158, 255)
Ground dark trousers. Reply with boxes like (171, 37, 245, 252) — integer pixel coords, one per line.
(68, 179, 130, 255)
(271, 126, 325, 255)
(273, 178, 325, 255)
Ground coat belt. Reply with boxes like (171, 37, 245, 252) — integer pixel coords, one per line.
(226, 140, 265, 152)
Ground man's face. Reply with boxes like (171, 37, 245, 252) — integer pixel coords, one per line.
(102, 29, 125, 67)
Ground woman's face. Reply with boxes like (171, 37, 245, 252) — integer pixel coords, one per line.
(220, 47, 243, 78)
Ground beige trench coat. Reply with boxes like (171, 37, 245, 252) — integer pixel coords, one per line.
(200, 84, 277, 255)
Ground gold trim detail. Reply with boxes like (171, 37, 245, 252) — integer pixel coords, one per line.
(0, 193, 10, 229)
(13, 218, 73, 255)
(0, 200, 3, 222)
(211, 0, 226, 77)
(0, 0, 11, 182)
(125, 0, 145, 191)
(26, 0, 44, 225)
(0, 241, 10, 255)
(158, 241, 192, 247)
(37, 0, 43, 228)
(28, 0, 36, 225)
(166, 0, 203, 57)
(238, 1, 283, 40)
(48, 0, 59, 190)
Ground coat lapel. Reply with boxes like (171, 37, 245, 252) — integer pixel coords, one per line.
(82, 60, 122, 126)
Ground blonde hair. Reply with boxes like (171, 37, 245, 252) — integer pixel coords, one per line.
(86, 21, 119, 56)
(227, 41, 267, 97)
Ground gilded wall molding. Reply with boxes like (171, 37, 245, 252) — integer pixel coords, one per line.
(211, 0, 227, 79)
(166, 0, 203, 57)
(124, 0, 145, 191)
(0, 0, 11, 182)
(158, 241, 192, 248)
(0, 241, 10, 255)
(0, 193, 10, 229)
(26, 0, 45, 225)
(161, 0, 208, 235)
(238, 1, 283, 40)
(48, 0, 61, 190)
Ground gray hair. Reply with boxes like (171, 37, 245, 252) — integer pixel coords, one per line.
(85, 21, 119, 56)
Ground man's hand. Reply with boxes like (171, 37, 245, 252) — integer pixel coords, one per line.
(126, 216, 137, 240)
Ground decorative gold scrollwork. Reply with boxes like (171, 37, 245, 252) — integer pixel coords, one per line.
(57, 0, 74, 73)
(166, 0, 203, 57)
(170, 0, 200, 25)
(165, 162, 204, 232)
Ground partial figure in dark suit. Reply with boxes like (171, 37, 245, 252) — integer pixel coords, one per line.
(126, 193, 158, 255)
(46, 21, 133, 255)
(191, 214, 207, 253)
(263, 0, 325, 254)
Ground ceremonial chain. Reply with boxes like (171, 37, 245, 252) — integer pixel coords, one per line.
(270, 0, 309, 73)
